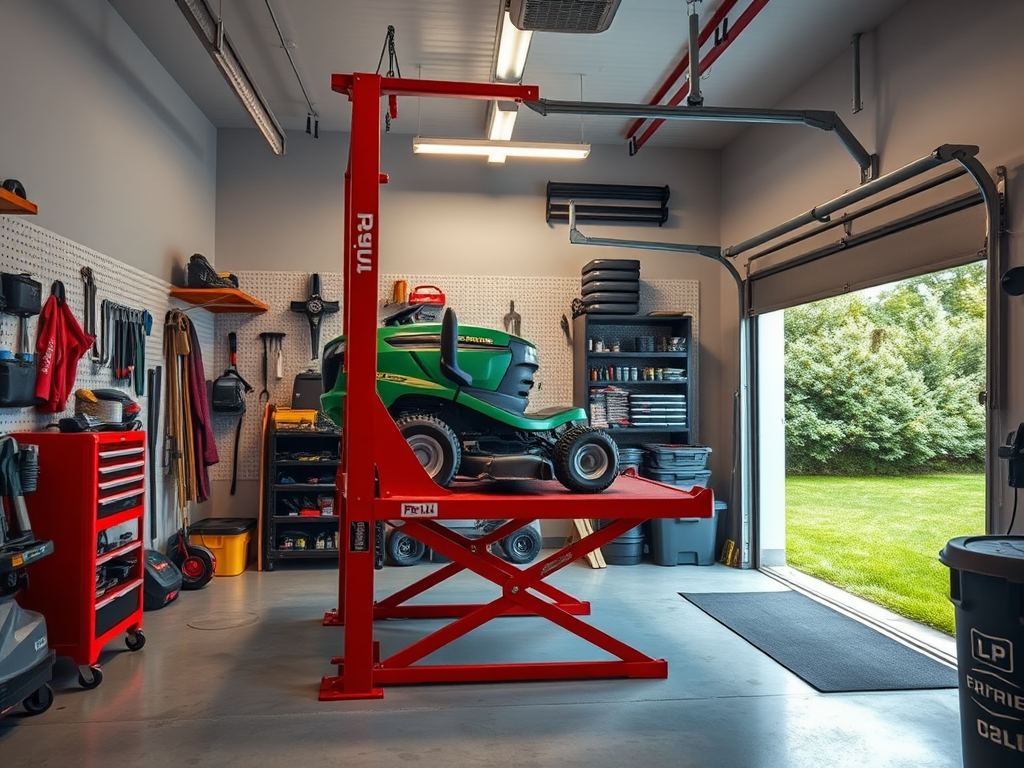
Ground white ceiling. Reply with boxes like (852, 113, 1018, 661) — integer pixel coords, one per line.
(108, 0, 910, 151)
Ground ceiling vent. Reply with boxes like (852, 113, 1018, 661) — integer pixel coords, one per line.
(508, 0, 622, 33)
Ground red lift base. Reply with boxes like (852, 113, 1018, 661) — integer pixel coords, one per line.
(319, 680, 385, 701)
(320, 513, 676, 693)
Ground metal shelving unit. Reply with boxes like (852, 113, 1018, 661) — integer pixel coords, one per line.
(261, 426, 342, 570)
(573, 314, 694, 447)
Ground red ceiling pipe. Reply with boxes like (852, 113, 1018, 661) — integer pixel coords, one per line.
(625, 0, 743, 140)
(630, 0, 774, 152)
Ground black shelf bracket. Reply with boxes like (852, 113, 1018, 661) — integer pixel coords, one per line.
(547, 182, 670, 226)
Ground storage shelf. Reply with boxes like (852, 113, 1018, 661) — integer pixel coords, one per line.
(606, 426, 690, 432)
(96, 539, 143, 566)
(263, 425, 342, 571)
(0, 187, 38, 215)
(270, 548, 339, 558)
(274, 460, 341, 467)
(589, 351, 686, 359)
(169, 286, 269, 314)
(586, 315, 688, 325)
(590, 379, 687, 386)
(97, 505, 144, 531)
(273, 515, 338, 523)
(575, 313, 693, 449)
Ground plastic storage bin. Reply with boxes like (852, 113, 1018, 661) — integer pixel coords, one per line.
(650, 500, 724, 566)
(601, 524, 644, 566)
(189, 518, 256, 576)
(641, 468, 711, 489)
(940, 535, 1024, 768)
(642, 444, 711, 471)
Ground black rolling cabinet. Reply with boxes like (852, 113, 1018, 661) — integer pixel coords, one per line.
(572, 314, 694, 449)
(262, 425, 342, 571)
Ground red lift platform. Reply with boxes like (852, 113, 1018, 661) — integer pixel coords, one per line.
(320, 73, 713, 700)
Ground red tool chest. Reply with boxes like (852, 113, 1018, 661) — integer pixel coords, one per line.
(16, 431, 147, 689)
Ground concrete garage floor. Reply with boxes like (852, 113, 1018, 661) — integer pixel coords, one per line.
(0, 558, 962, 767)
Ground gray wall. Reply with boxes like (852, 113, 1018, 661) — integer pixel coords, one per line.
(720, 0, 1024, 531)
(215, 129, 732, 513)
(0, 0, 217, 279)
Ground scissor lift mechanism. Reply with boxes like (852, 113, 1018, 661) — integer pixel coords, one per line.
(321, 73, 713, 700)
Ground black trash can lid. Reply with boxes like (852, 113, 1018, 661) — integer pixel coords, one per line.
(939, 535, 1024, 582)
(189, 517, 256, 535)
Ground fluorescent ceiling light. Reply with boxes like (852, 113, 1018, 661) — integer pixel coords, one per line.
(495, 11, 533, 82)
(413, 137, 590, 164)
(487, 101, 519, 141)
(174, 0, 287, 155)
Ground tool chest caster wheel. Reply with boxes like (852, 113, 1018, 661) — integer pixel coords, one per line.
(22, 684, 54, 715)
(78, 665, 103, 689)
(125, 629, 146, 651)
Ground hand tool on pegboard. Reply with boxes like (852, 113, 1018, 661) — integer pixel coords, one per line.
(81, 267, 99, 367)
(258, 333, 285, 403)
(503, 300, 521, 335)
(290, 274, 338, 361)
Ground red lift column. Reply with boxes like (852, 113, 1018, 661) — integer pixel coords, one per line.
(322, 72, 384, 700)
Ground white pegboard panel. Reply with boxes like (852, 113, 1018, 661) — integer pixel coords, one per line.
(0, 215, 215, 546)
(211, 271, 699, 483)
(210, 271, 344, 484)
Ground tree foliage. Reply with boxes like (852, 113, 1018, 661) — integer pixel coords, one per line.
(784, 263, 985, 475)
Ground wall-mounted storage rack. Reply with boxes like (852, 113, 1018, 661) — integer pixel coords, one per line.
(0, 187, 38, 215)
(546, 182, 669, 226)
(169, 287, 269, 314)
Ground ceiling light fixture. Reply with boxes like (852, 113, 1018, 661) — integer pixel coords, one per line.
(495, 11, 534, 82)
(174, 0, 287, 155)
(413, 137, 590, 164)
(487, 101, 519, 141)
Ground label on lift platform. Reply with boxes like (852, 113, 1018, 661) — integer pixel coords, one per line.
(400, 502, 438, 518)
(349, 521, 370, 552)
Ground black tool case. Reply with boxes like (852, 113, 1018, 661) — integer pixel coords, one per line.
(0, 358, 37, 408)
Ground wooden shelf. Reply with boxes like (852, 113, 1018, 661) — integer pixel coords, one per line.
(0, 187, 38, 215)
(169, 286, 268, 314)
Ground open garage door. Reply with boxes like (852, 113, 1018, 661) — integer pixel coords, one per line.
(744, 170, 987, 316)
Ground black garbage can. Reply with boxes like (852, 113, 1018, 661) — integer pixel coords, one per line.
(940, 536, 1024, 767)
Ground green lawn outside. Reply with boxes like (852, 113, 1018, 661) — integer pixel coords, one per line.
(785, 474, 986, 635)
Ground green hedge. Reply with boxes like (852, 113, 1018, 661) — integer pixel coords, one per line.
(784, 264, 985, 476)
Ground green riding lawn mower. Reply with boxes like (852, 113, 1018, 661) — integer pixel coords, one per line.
(320, 305, 620, 565)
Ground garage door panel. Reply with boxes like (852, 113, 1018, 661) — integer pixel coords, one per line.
(746, 197, 985, 315)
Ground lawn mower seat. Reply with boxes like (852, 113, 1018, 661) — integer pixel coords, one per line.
(382, 303, 429, 326)
(440, 309, 473, 387)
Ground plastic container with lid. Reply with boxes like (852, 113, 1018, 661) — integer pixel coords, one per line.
(189, 518, 256, 577)
(940, 535, 1024, 767)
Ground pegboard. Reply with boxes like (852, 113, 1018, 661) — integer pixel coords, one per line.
(211, 271, 699, 484)
(211, 271, 345, 485)
(0, 215, 215, 546)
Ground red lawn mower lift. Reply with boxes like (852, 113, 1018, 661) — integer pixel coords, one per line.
(320, 73, 713, 701)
